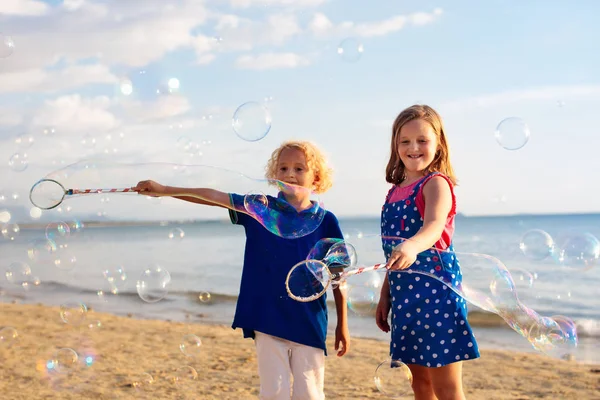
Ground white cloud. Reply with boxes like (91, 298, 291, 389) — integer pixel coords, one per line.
(440, 85, 600, 113)
(229, 0, 326, 8)
(214, 13, 301, 52)
(0, 0, 49, 16)
(235, 52, 310, 70)
(0, 64, 117, 94)
(0, 0, 209, 72)
(118, 95, 192, 123)
(309, 8, 443, 38)
(32, 94, 119, 134)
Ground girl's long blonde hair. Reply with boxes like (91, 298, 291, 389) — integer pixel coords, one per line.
(385, 104, 457, 185)
(265, 140, 333, 194)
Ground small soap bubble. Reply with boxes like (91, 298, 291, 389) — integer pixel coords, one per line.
(557, 233, 600, 270)
(232, 101, 272, 142)
(45, 221, 71, 245)
(59, 301, 88, 325)
(0, 34, 15, 58)
(172, 365, 198, 386)
(337, 38, 364, 62)
(81, 134, 96, 148)
(520, 229, 554, 261)
(42, 127, 57, 136)
(374, 359, 413, 398)
(132, 372, 154, 390)
(168, 227, 185, 240)
(8, 152, 28, 172)
(0, 326, 19, 347)
(198, 291, 211, 303)
(52, 348, 79, 374)
(136, 265, 171, 303)
(180, 334, 202, 357)
(494, 117, 530, 150)
(5, 261, 32, 286)
(103, 266, 127, 294)
(15, 133, 34, 149)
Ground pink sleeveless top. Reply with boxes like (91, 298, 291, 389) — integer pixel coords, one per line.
(385, 174, 456, 250)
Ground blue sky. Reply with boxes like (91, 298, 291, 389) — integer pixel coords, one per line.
(0, 0, 599, 223)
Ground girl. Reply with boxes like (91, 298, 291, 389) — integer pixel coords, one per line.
(134, 140, 350, 400)
(375, 105, 479, 400)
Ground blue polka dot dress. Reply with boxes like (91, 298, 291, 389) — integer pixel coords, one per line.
(381, 173, 480, 368)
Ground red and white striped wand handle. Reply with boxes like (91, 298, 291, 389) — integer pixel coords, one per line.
(68, 188, 135, 195)
(332, 263, 388, 280)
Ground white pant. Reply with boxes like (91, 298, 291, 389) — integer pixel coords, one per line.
(254, 331, 325, 400)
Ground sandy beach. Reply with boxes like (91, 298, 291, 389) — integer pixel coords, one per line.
(0, 302, 598, 400)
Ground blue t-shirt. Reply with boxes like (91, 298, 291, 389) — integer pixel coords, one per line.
(228, 192, 343, 353)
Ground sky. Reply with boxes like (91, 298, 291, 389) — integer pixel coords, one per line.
(0, 0, 599, 224)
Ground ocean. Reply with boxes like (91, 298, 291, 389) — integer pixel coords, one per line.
(1, 212, 599, 364)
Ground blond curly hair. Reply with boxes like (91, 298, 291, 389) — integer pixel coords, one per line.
(265, 140, 333, 194)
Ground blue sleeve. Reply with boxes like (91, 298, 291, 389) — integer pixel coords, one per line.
(325, 212, 344, 240)
(228, 193, 252, 226)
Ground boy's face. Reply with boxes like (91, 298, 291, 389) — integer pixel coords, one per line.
(275, 147, 316, 191)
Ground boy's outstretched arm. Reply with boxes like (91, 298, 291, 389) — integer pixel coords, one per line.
(133, 180, 231, 208)
(332, 278, 350, 356)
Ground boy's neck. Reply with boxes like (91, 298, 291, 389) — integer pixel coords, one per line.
(282, 193, 313, 212)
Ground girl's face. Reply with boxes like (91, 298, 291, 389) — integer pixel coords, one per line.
(397, 119, 439, 177)
(275, 147, 316, 190)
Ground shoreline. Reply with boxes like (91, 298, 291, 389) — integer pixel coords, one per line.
(1, 302, 599, 399)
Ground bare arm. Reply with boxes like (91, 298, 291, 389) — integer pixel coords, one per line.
(406, 176, 452, 252)
(133, 180, 232, 208)
(332, 280, 350, 356)
(386, 176, 453, 270)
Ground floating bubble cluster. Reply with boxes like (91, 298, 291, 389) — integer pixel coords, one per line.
(288, 236, 582, 359)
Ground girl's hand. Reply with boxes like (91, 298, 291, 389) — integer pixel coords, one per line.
(375, 294, 391, 333)
(386, 240, 419, 271)
(133, 180, 166, 197)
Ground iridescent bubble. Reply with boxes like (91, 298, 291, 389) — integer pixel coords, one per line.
(59, 301, 88, 325)
(2, 223, 20, 240)
(557, 233, 600, 270)
(81, 134, 96, 148)
(520, 229, 554, 261)
(495, 117, 530, 150)
(179, 334, 202, 357)
(0, 34, 15, 58)
(103, 265, 127, 294)
(347, 276, 379, 316)
(337, 38, 364, 62)
(8, 152, 28, 172)
(51, 348, 79, 374)
(42, 127, 57, 136)
(136, 265, 171, 303)
(198, 291, 211, 302)
(374, 359, 413, 398)
(0, 326, 19, 348)
(232, 101, 272, 142)
(2, 261, 27, 284)
(132, 372, 154, 390)
(176, 136, 192, 151)
(172, 366, 198, 386)
(15, 133, 34, 149)
(27, 238, 57, 263)
(45, 221, 71, 245)
(168, 227, 185, 240)
(53, 251, 78, 271)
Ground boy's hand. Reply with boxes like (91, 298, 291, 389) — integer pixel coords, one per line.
(335, 324, 350, 357)
(133, 180, 166, 196)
